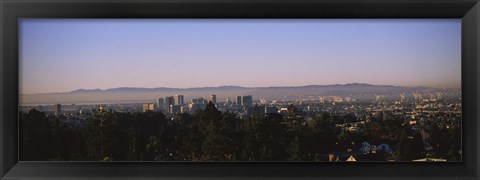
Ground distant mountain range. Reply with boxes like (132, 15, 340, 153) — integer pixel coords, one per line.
(21, 83, 450, 105)
(69, 85, 250, 94)
(67, 83, 437, 95)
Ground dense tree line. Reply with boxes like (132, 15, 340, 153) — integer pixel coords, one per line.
(19, 102, 461, 161)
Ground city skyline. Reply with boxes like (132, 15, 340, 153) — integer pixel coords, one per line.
(20, 19, 461, 94)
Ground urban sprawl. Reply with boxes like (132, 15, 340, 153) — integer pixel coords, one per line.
(19, 90, 461, 162)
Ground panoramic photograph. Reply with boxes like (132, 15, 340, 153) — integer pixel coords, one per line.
(19, 19, 461, 162)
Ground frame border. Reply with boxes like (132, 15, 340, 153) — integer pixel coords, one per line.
(1, 0, 479, 179)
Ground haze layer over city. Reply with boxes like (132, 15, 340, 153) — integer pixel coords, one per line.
(19, 19, 461, 162)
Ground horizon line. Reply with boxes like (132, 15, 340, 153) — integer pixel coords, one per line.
(21, 82, 458, 95)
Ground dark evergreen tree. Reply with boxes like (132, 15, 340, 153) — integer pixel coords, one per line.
(174, 113, 204, 161)
(395, 129, 424, 161)
(19, 109, 55, 160)
(285, 104, 307, 160)
(304, 116, 337, 160)
(201, 102, 234, 160)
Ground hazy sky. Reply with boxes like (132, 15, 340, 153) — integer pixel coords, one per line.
(20, 19, 461, 94)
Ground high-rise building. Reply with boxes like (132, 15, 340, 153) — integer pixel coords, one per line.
(52, 103, 61, 114)
(157, 98, 165, 112)
(413, 92, 422, 100)
(174, 94, 184, 106)
(259, 98, 268, 105)
(242, 95, 253, 108)
(191, 97, 206, 104)
(170, 105, 181, 114)
(209, 94, 217, 104)
(237, 96, 242, 106)
(319, 96, 326, 103)
(165, 96, 175, 113)
(399, 93, 406, 103)
(226, 96, 231, 105)
(190, 97, 207, 111)
(143, 103, 155, 112)
(436, 92, 443, 100)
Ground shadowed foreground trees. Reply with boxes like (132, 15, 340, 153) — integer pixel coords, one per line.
(19, 102, 460, 161)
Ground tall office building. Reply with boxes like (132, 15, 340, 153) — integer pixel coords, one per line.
(413, 92, 422, 100)
(191, 97, 206, 104)
(190, 97, 207, 112)
(157, 98, 165, 112)
(259, 98, 268, 105)
(52, 103, 62, 114)
(143, 103, 155, 112)
(170, 105, 181, 114)
(165, 96, 175, 113)
(174, 94, 184, 106)
(399, 93, 406, 103)
(226, 96, 231, 105)
(209, 94, 217, 104)
(237, 96, 242, 106)
(242, 95, 253, 108)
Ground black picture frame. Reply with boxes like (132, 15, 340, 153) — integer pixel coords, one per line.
(1, 0, 479, 179)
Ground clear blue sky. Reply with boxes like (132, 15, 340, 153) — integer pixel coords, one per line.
(19, 19, 461, 94)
